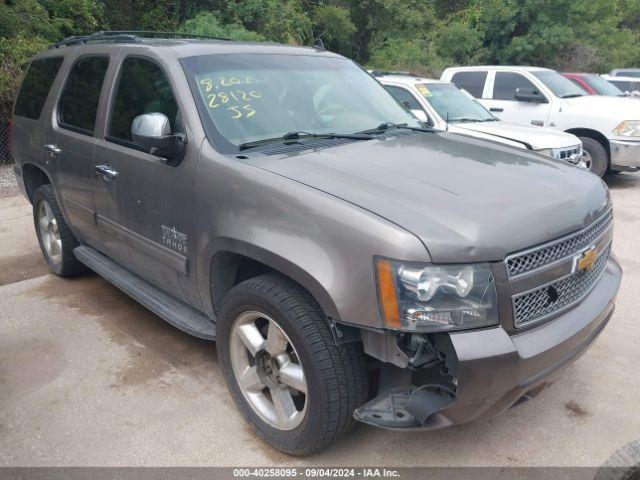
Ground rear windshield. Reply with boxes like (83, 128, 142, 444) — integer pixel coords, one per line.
(583, 74, 624, 96)
(181, 54, 420, 152)
(14, 57, 64, 119)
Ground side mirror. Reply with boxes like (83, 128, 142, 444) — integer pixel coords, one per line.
(132, 113, 186, 165)
(514, 87, 547, 103)
(411, 109, 432, 125)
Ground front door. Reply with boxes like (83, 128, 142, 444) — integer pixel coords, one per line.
(481, 71, 552, 128)
(44, 55, 111, 247)
(93, 55, 200, 307)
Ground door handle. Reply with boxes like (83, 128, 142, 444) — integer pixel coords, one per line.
(94, 164, 119, 181)
(489, 107, 504, 112)
(44, 144, 62, 157)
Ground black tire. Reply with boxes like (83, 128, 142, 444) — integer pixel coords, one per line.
(595, 440, 640, 480)
(32, 184, 86, 276)
(217, 273, 369, 456)
(580, 136, 609, 177)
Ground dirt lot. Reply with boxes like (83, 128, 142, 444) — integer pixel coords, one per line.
(0, 165, 639, 467)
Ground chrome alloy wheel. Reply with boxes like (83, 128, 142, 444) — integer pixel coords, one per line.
(230, 311, 308, 430)
(579, 150, 593, 171)
(38, 200, 62, 264)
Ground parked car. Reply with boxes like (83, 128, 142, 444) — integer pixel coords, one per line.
(602, 75, 640, 97)
(562, 72, 626, 97)
(374, 72, 583, 167)
(12, 32, 621, 455)
(442, 65, 640, 177)
(610, 68, 640, 77)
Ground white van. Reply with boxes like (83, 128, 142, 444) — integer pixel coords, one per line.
(375, 72, 583, 166)
(441, 66, 640, 176)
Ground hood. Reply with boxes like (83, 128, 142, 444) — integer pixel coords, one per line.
(451, 120, 580, 150)
(240, 132, 610, 263)
(563, 95, 640, 122)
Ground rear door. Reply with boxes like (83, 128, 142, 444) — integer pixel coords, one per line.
(482, 71, 552, 127)
(93, 53, 200, 306)
(44, 54, 111, 247)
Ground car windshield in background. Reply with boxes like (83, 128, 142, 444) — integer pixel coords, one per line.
(181, 54, 421, 151)
(420, 83, 495, 123)
(533, 70, 586, 98)
(584, 74, 625, 96)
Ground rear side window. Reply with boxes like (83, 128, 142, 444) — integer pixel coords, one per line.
(492, 72, 537, 100)
(450, 71, 487, 98)
(59, 56, 109, 134)
(385, 86, 422, 110)
(109, 57, 180, 144)
(14, 57, 64, 119)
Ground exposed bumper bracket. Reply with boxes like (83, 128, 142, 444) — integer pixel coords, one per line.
(353, 385, 456, 429)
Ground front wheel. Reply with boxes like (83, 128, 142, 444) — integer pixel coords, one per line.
(579, 136, 608, 177)
(217, 273, 368, 455)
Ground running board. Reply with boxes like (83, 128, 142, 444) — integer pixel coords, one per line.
(74, 246, 216, 340)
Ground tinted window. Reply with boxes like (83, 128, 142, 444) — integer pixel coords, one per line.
(385, 85, 423, 110)
(109, 57, 180, 143)
(610, 80, 631, 92)
(450, 71, 487, 98)
(14, 57, 64, 119)
(59, 56, 109, 134)
(616, 71, 640, 78)
(493, 72, 537, 100)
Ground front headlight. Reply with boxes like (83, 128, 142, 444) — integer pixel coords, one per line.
(376, 259, 499, 332)
(613, 120, 640, 137)
(536, 148, 554, 157)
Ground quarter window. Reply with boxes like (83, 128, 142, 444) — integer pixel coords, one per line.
(492, 72, 537, 101)
(58, 56, 109, 134)
(14, 57, 64, 120)
(109, 57, 180, 144)
(450, 71, 487, 98)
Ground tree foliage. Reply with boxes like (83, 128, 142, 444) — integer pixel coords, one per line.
(2, 0, 640, 119)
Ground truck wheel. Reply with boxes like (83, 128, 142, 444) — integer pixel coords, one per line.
(595, 440, 640, 480)
(579, 137, 608, 177)
(32, 184, 86, 276)
(217, 273, 368, 455)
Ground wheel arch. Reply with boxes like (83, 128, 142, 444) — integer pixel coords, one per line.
(565, 128, 610, 160)
(207, 239, 341, 323)
(22, 163, 52, 203)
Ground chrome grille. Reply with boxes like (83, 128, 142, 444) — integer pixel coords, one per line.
(555, 145, 582, 161)
(512, 244, 611, 328)
(506, 209, 613, 278)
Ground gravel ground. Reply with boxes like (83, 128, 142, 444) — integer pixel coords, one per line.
(0, 163, 19, 198)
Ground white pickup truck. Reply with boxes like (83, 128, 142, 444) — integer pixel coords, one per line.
(374, 72, 583, 166)
(441, 66, 640, 177)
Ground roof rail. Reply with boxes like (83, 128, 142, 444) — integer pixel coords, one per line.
(370, 70, 418, 77)
(49, 30, 232, 49)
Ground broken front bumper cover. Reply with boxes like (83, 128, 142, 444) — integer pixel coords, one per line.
(355, 257, 621, 430)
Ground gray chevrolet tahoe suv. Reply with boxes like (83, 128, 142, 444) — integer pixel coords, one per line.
(11, 31, 622, 455)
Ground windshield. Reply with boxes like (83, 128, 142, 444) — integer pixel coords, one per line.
(420, 83, 495, 123)
(583, 74, 625, 96)
(181, 54, 421, 151)
(532, 70, 586, 98)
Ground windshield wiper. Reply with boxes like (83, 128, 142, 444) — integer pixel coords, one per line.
(448, 117, 482, 123)
(358, 122, 433, 134)
(561, 93, 584, 98)
(238, 131, 373, 151)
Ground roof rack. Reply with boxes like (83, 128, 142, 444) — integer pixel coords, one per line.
(49, 30, 232, 49)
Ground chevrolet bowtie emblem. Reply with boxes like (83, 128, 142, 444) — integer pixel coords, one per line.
(577, 247, 598, 272)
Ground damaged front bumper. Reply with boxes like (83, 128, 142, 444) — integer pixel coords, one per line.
(355, 256, 621, 430)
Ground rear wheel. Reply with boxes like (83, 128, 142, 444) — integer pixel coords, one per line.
(217, 273, 368, 455)
(32, 184, 86, 276)
(579, 136, 608, 177)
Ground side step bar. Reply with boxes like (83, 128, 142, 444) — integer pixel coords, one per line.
(74, 246, 216, 340)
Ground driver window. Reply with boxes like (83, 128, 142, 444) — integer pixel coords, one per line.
(109, 57, 182, 145)
(384, 85, 430, 123)
(493, 72, 537, 101)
